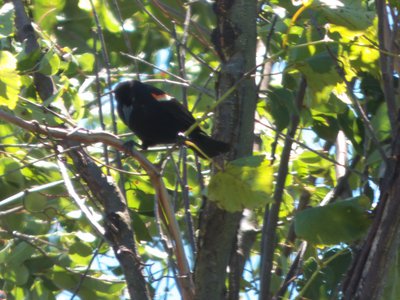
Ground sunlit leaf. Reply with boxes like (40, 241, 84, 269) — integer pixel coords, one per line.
(0, 241, 13, 264)
(208, 156, 274, 212)
(0, 51, 21, 109)
(0, 157, 24, 188)
(77, 53, 95, 72)
(0, 2, 14, 37)
(312, 0, 375, 31)
(130, 210, 152, 242)
(38, 50, 60, 75)
(33, 0, 66, 31)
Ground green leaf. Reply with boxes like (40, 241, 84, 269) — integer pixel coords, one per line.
(25, 256, 54, 273)
(32, 0, 66, 31)
(312, 0, 375, 32)
(300, 248, 352, 299)
(267, 87, 294, 131)
(3, 263, 29, 285)
(99, 1, 120, 33)
(51, 267, 124, 299)
(30, 279, 56, 300)
(131, 210, 152, 242)
(38, 50, 60, 75)
(24, 192, 48, 212)
(208, 156, 274, 212)
(294, 196, 371, 245)
(76, 53, 95, 72)
(69, 241, 93, 257)
(16, 45, 42, 72)
(0, 51, 21, 109)
(294, 150, 334, 179)
(0, 241, 13, 264)
(0, 157, 24, 188)
(0, 2, 14, 37)
(371, 102, 391, 141)
(5, 242, 35, 266)
(338, 109, 364, 153)
(296, 53, 343, 109)
(312, 114, 340, 142)
(126, 189, 155, 216)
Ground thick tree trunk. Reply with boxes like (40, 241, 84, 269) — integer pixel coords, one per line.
(194, 1, 258, 299)
(343, 138, 400, 299)
(342, 1, 400, 298)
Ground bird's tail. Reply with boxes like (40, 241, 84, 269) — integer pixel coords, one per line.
(186, 132, 230, 158)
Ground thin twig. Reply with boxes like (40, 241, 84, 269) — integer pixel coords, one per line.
(134, 0, 216, 72)
(88, 0, 126, 193)
(171, 5, 197, 256)
(259, 76, 307, 299)
(0, 206, 24, 216)
(121, 53, 189, 84)
(296, 248, 350, 299)
(111, 0, 140, 80)
(255, 120, 367, 179)
(0, 179, 65, 208)
(93, 30, 110, 174)
(71, 240, 104, 299)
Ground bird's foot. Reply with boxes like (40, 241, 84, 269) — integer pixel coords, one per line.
(176, 132, 188, 146)
(123, 140, 141, 152)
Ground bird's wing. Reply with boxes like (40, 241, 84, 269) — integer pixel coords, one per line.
(158, 99, 197, 129)
(146, 85, 171, 100)
(146, 84, 200, 131)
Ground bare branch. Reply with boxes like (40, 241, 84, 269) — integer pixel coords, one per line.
(0, 179, 64, 208)
(259, 76, 307, 299)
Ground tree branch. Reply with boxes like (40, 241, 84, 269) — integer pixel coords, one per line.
(259, 76, 306, 299)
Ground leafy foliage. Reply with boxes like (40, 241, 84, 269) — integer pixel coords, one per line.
(294, 196, 371, 245)
(208, 156, 273, 212)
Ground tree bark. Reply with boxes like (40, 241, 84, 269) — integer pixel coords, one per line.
(342, 1, 400, 298)
(343, 138, 400, 299)
(67, 149, 151, 300)
(194, 1, 258, 299)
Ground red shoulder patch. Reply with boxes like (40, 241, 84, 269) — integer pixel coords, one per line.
(151, 93, 173, 101)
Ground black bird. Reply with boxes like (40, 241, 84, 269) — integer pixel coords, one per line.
(114, 80, 229, 158)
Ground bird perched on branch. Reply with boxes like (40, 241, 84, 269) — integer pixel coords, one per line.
(114, 80, 229, 158)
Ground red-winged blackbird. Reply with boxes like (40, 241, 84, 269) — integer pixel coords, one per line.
(114, 80, 230, 158)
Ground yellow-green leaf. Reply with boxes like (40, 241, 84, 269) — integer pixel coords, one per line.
(38, 50, 60, 75)
(208, 156, 273, 212)
(0, 51, 21, 109)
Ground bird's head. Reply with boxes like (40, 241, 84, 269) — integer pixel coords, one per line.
(114, 80, 143, 105)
